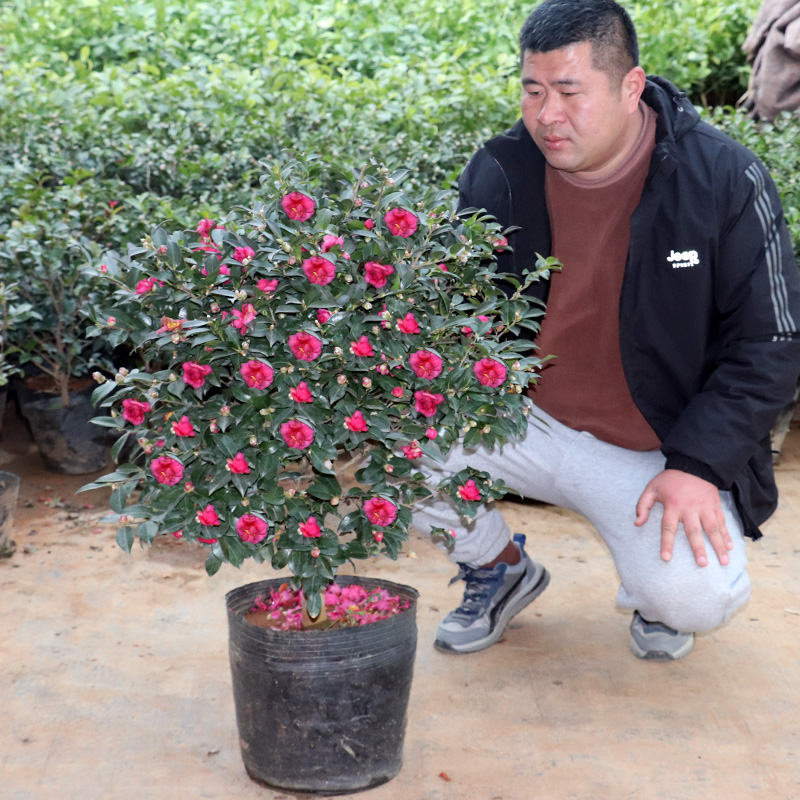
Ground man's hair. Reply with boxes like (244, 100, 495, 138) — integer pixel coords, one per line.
(519, 0, 639, 89)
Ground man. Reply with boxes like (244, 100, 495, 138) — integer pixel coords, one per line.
(413, 0, 800, 660)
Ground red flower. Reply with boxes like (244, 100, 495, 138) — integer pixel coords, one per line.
(290, 381, 314, 403)
(196, 218, 215, 238)
(196, 243, 222, 260)
(226, 452, 251, 474)
(236, 514, 269, 544)
(409, 350, 443, 380)
(197, 536, 218, 544)
(150, 455, 184, 485)
(233, 246, 255, 263)
(257, 278, 278, 294)
(458, 479, 482, 502)
(402, 441, 423, 459)
(397, 312, 420, 334)
(473, 358, 508, 387)
(196, 504, 221, 526)
(364, 497, 398, 527)
(182, 361, 213, 388)
(384, 208, 418, 238)
(158, 317, 183, 334)
(494, 235, 508, 250)
(288, 331, 322, 361)
(316, 308, 332, 324)
(122, 398, 151, 425)
(171, 415, 196, 437)
(414, 390, 445, 418)
(350, 335, 374, 357)
(299, 516, 322, 538)
(345, 410, 369, 432)
(281, 192, 316, 221)
(391, 386, 405, 398)
(302, 256, 336, 286)
(136, 277, 157, 295)
(364, 261, 395, 289)
(320, 234, 344, 253)
(108, 200, 119, 208)
(280, 420, 315, 450)
(364, 219, 375, 230)
(425, 427, 438, 439)
(231, 303, 257, 333)
(240, 359, 274, 390)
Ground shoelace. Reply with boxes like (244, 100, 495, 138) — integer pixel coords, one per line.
(448, 564, 502, 617)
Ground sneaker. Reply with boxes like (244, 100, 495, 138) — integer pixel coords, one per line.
(434, 533, 550, 654)
(629, 611, 694, 661)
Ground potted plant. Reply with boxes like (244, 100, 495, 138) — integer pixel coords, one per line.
(0, 174, 115, 472)
(80, 156, 557, 793)
(0, 281, 34, 435)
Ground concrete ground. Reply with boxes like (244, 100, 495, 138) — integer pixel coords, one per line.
(2, 401, 800, 800)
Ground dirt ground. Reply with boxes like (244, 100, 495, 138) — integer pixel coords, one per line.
(3, 400, 800, 800)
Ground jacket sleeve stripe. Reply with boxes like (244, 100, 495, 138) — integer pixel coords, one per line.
(745, 162, 796, 337)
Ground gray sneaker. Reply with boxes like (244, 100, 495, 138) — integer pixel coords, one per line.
(435, 534, 550, 654)
(629, 611, 694, 661)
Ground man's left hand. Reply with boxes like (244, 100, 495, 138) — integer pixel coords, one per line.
(635, 469, 734, 567)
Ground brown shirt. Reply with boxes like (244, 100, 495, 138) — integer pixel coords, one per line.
(530, 103, 661, 451)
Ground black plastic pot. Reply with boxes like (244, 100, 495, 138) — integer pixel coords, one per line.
(0, 470, 20, 557)
(226, 576, 418, 795)
(17, 385, 107, 474)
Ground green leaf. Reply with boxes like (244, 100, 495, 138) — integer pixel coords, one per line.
(116, 526, 135, 553)
(205, 549, 224, 576)
(307, 474, 342, 501)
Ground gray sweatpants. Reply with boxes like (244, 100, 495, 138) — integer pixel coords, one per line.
(412, 400, 751, 633)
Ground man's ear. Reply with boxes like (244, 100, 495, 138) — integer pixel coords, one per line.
(623, 66, 647, 113)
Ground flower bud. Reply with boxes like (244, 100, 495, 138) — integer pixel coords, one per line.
(99, 263, 108, 273)
(171, 333, 181, 344)
(221, 406, 230, 416)
(285, 489, 296, 498)
(311, 547, 320, 558)
(337, 374, 347, 385)
(157, 245, 168, 255)
(92, 372, 106, 384)
(331, 496, 340, 506)
(373, 530, 384, 543)
(184, 482, 194, 493)
(210, 303, 220, 313)
(249, 435, 258, 446)
(363, 302, 372, 310)
(107, 316, 116, 327)
(362, 377, 372, 388)
(169, 373, 177, 381)
(384, 464, 394, 473)
(241, 497, 249, 506)
(324, 459, 334, 470)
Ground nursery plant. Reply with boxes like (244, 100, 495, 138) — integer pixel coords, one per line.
(81, 156, 558, 620)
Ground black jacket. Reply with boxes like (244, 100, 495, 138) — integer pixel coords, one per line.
(458, 76, 800, 538)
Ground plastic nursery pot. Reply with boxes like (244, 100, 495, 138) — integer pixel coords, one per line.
(226, 576, 419, 795)
(17, 385, 108, 474)
(0, 470, 20, 557)
(0, 387, 8, 438)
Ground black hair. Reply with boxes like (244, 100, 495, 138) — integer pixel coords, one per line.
(519, 0, 639, 88)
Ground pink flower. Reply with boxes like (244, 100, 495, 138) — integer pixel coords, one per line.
(281, 192, 316, 221)
(257, 278, 278, 294)
(494, 235, 508, 250)
(236, 514, 269, 544)
(290, 381, 314, 403)
(171, 415, 196, 437)
(364, 497, 398, 527)
(350, 335, 374, 357)
(288, 331, 322, 361)
(299, 516, 322, 538)
(409, 350, 444, 380)
(196, 504, 221, 526)
(159, 317, 183, 334)
(135, 277, 157, 295)
(150, 455, 184, 485)
(182, 361, 213, 388)
(240, 359, 274, 390)
(438, 263, 448, 272)
(280, 420, 315, 450)
(345, 410, 369, 432)
(462, 315, 491, 336)
(458, 479, 482, 502)
(425, 427, 438, 439)
(320, 234, 344, 253)
(197, 537, 218, 544)
(402, 441, 423, 459)
(316, 308, 332, 324)
(196, 243, 222, 260)
(231, 303, 257, 332)
(364, 261, 395, 289)
(384, 208, 418, 238)
(373, 530, 384, 543)
(122, 398, 151, 425)
(196, 218, 215, 238)
(397, 312, 420, 334)
(302, 256, 336, 286)
(391, 386, 405, 398)
(473, 358, 508, 387)
(226, 453, 251, 474)
(364, 219, 375, 230)
(414, 390, 445, 418)
(233, 246, 255, 263)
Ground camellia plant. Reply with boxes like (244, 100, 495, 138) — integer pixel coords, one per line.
(81, 156, 558, 620)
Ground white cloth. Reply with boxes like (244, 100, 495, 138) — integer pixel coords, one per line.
(412, 400, 751, 633)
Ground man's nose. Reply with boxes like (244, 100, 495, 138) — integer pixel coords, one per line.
(538, 95, 565, 125)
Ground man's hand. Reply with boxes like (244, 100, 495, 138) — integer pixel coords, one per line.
(635, 469, 734, 567)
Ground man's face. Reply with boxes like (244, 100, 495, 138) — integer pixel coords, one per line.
(520, 41, 644, 179)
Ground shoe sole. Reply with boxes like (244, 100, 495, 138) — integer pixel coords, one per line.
(629, 633, 694, 661)
(434, 567, 551, 654)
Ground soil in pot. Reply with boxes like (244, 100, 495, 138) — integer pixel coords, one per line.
(226, 576, 419, 795)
